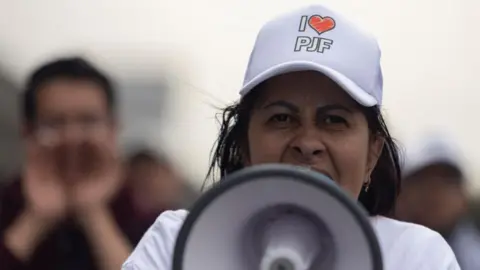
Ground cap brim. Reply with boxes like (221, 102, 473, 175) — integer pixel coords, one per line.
(402, 155, 463, 178)
(401, 134, 465, 178)
(239, 60, 377, 107)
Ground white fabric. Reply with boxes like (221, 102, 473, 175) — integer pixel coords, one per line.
(239, 4, 383, 107)
(123, 209, 461, 270)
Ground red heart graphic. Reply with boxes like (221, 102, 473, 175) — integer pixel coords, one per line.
(308, 15, 335, 35)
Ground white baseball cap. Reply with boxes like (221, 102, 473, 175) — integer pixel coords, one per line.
(402, 133, 465, 178)
(240, 4, 383, 107)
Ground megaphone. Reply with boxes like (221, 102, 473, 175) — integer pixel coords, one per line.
(172, 164, 383, 270)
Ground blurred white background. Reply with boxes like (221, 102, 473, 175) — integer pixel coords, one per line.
(0, 0, 479, 192)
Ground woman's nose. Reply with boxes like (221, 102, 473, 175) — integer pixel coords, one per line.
(291, 126, 326, 159)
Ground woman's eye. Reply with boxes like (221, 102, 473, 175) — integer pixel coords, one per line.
(266, 113, 296, 128)
(270, 114, 291, 123)
(323, 115, 347, 125)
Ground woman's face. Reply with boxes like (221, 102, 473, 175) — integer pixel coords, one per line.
(246, 71, 383, 199)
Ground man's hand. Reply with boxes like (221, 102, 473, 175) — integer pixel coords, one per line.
(23, 140, 68, 225)
(64, 142, 131, 270)
(4, 141, 68, 261)
(67, 142, 123, 216)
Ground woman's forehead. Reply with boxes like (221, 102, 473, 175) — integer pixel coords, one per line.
(258, 71, 357, 107)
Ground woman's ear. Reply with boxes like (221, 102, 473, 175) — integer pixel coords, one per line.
(366, 135, 384, 177)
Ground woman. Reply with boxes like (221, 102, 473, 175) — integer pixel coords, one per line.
(123, 4, 460, 270)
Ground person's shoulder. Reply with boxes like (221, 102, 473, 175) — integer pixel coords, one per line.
(371, 216, 460, 269)
(122, 209, 189, 270)
(152, 209, 189, 230)
(372, 215, 439, 240)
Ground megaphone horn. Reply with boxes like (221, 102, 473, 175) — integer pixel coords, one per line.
(173, 164, 383, 270)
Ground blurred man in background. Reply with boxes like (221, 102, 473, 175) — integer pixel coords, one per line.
(395, 134, 480, 269)
(0, 57, 178, 270)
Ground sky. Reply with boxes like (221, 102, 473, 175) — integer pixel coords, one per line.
(0, 0, 479, 192)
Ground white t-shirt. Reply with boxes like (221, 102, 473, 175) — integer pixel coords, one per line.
(122, 210, 461, 270)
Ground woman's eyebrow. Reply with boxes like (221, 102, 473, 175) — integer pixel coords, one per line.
(262, 101, 353, 114)
(262, 100, 299, 113)
(316, 104, 353, 114)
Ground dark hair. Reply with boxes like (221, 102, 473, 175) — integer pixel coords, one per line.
(22, 57, 115, 123)
(206, 86, 402, 216)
